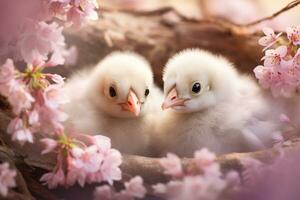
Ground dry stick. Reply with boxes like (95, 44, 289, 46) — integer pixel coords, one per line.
(244, 0, 300, 27)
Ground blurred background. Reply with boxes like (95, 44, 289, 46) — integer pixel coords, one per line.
(59, 0, 300, 87)
(101, 0, 300, 30)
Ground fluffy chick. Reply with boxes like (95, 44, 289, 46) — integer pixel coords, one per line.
(63, 52, 162, 155)
(155, 49, 282, 156)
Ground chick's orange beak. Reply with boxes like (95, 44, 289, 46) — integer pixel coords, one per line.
(162, 87, 186, 110)
(120, 90, 141, 116)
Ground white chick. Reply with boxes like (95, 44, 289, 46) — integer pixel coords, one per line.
(63, 52, 162, 155)
(156, 49, 282, 156)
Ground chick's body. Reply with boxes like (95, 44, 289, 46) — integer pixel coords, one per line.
(63, 52, 162, 155)
(156, 49, 281, 156)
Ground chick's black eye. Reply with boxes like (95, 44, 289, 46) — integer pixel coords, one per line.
(145, 89, 150, 97)
(109, 86, 117, 97)
(192, 82, 201, 93)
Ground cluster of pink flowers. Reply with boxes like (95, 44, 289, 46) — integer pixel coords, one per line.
(40, 134, 122, 189)
(0, 59, 67, 145)
(0, 57, 124, 191)
(153, 149, 240, 200)
(254, 26, 300, 97)
(0, 162, 16, 197)
(0, 1, 113, 196)
(0, 0, 98, 65)
(51, 0, 99, 26)
(94, 176, 146, 200)
(237, 147, 300, 200)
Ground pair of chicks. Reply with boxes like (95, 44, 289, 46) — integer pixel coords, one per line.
(64, 49, 281, 157)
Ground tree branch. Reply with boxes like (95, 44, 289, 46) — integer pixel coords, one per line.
(244, 0, 300, 27)
(60, 9, 263, 88)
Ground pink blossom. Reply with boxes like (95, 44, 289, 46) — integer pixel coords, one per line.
(38, 104, 67, 133)
(0, 162, 16, 197)
(41, 132, 123, 189)
(203, 163, 222, 179)
(74, 0, 99, 17)
(47, 0, 71, 17)
(7, 118, 23, 134)
(0, 59, 15, 84)
(225, 171, 240, 188)
(0, 0, 97, 64)
(194, 148, 216, 169)
(12, 128, 34, 145)
(7, 118, 33, 145)
(0, 78, 16, 97)
(17, 21, 66, 65)
(7, 81, 34, 115)
(37, 84, 68, 133)
(82, 0, 99, 21)
(43, 84, 68, 106)
(159, 153, 183, 177)
(46, 74, 65, 85)
(258, 27, 282, 51)
(152, 183, 168, 194)
(293, 49, 300, 68)
(66, 146, 103, 187)
(286, 25, 300, 45)
(94, 185, 113, 200)
(154, 175, 226, 200)
(70, 145, 102, 173)
(277, 50, 300, 92)
(124, 176, 146, 198)
(67, 6, 85, 27)
(100, 149, 122, 185)
(40, 167, 65, 189)
(67, 0, 98, 27)
(46, 50, 65, 66)
(65, 141, 122, 187)
(84, 145, 122, 185)
(28, 109, 39, 126)
(253, 65, 272, 88)
(92, 135, 112, 152)
(66, 166, 87, 187)
(279, 114, 291, 123)
(262, 46, 287, 67)
(253, 65, 296, 97)
(154, 150, 234, 200)
(41, 138, 58, 154)
(93, 176, 146, 200)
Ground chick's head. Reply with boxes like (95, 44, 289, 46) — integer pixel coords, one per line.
(162, 49, 238, 113)
(88, 52, 154, 118)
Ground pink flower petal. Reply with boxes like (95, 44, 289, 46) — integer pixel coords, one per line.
(262, 27, 274, 36)
(0, 162, 16, 197)
(159, 153, 183, 177)
(40, 138, 58, 154)
(94, 185, 113, 200)
(279, 114, 291, 123)
(124, 176, 146, 198)
(194, 148, 216, 169)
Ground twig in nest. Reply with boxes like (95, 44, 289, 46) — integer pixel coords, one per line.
(244, 0, 300, 27)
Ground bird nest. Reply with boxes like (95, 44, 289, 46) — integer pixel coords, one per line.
(0, 93, 295, 200)
(1, 4, 300, 199)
